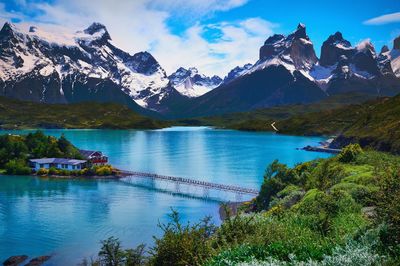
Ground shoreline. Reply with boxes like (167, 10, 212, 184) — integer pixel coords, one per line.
(299, 137, 342, 154)
(1, 173, 124, 180)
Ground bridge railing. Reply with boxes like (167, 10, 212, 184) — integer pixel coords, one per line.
(122, 171, 259, 196)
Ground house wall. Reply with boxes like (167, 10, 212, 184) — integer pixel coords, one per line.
(32, 163, 84, 171)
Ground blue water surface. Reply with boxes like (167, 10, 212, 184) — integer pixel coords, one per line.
(0, 127, 331, 264)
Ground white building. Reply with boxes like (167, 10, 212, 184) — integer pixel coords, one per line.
(29, 158, 87, 171)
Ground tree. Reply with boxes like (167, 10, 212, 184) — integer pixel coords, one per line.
(149, 209, 215, 266)
(5, 159, 31, 175)
(98, 237, 125, 266)
(125, 244, 146, 266)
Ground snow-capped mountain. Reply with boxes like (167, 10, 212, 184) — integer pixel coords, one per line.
(1, 21, 400, 118)
(250, 23, 318, 74)
(384, 36, 400, 77)
(0, 22, 178, 112)
(168, 67, 222, 97)
(170, 24, 400, 118)
(307, 32, 400, 96)
(223, 63, 252, 84)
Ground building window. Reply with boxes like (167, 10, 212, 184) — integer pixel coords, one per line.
(72, 165, 75, 170)
(39, 164, 44, 168)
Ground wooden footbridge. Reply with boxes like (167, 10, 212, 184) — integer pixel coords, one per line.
(120, 170, 259, 201)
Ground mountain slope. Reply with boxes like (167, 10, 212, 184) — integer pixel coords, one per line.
(276, 94, 400, 153)
(0, 97, 169, 129)
(0, 22, 183, 113)
(168, 67, 222, 97)
(167, 24, 327, 118)
(164, 24, 400, 118)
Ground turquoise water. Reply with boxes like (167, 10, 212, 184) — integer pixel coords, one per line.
(0, 127, 331, 264)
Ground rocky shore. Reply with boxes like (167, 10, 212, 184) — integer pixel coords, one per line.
(3, 255, 50, 266)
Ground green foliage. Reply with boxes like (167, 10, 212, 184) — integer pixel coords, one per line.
(36, 168, 49, 176)
(256, 160, 303, 210)
(149, 209, 216, 266)
(338, 144, 363, 163)
(0, 130, 85, 175)
(94, 165, 113, 176)
(48, 167, 59, 176)
(4, 159, 31, 175)
(98, 237, 125, 266)
(90, 150, 400, 265)
(124, 244, 146, 266)
(0, 97, 169, 130)
(179, 93, 374, 132)
(376, 167, 400, 257)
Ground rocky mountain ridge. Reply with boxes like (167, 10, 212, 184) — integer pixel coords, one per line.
(0, 21, 400, 118)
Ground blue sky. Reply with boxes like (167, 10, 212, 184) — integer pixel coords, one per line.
(0, 0, 399, 76)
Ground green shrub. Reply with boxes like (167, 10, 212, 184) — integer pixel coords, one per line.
(95, 165, 113, 176)
(59, 169, 70, 176)
(149, 209, 216, 266)
(338, 144, 363, 163)
(36, 168, 49, 176)
(376, 168, 400, 253)
(4, 159, 31, 175)
(79, 168, 88, 176)
(48, 167, 59, 176)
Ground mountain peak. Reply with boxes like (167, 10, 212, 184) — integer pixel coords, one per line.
(320, 32, 354, 66)
(294, 23, 307, 39)
(394, 36, 400, 50)
(356, 39, 375, 54)
(0, 22, 18, 38)
(381, 45, 389, 54)
(297, 23, 306, 30)
(83, 22, 111, 41)
(84, 22, 107, 34)
(29, 26, 38, 33)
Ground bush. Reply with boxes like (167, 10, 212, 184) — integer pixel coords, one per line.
(98, 237, 125, 266)
(36, 168, 49, 176)
(149, 209, 216, 266)
(376, 168, 400, 253)
(48, 167, 60, 176)
(59, 169, 70, 176)
(95, 165, 113, 176)
(338, 144, 363, 163)
(5, 159, 31, 175)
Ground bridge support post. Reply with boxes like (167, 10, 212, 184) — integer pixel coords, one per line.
(175, 182, 180, 193)
(203, 187, 210, 198)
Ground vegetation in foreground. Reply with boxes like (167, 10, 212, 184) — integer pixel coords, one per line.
(83, 144, 400, 265)
(0, 96, 169, 129)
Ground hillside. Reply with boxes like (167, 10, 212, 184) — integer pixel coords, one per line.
(0, 97, 169, 129)
(185, 92, 400, 154)
(179, 93, 376, 129)
(276, 94, 400, 153)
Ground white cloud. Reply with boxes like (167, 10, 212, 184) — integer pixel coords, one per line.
(364, 12, 400, 25)
(0, 0, 276, 77)
(149, 0, 248, 19)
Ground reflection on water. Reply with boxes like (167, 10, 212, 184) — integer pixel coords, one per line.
(0, 127, 331, 264)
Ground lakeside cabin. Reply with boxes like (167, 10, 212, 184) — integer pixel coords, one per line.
(29, 158, 87, 171)
(29, 150, 108, 171)
(79, 150, 108, 165)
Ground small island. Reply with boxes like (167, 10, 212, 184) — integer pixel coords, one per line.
(0, 131, 118, 178)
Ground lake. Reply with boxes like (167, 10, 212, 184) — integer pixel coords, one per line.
(0, 127, 331, 264)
